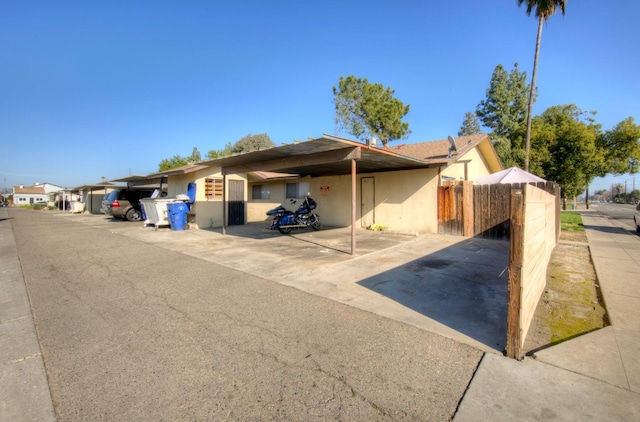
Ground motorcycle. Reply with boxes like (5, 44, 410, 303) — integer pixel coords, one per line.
(266, 195, 321, 234)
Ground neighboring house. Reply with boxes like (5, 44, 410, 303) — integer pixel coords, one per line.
(12, 184, 49, 205)
(12, 181, 68, 205)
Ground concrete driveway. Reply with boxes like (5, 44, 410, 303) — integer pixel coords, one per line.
(69, 214, 510, 353)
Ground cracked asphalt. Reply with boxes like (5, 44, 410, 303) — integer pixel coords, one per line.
(11, 209, 482, 421)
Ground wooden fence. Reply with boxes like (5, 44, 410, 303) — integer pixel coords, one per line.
(438, 180, 560, 240)
(506, 183, 560, 359)
(437, 180, 561, 359)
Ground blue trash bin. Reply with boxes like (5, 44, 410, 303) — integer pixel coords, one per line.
(167, 202, 189, 230)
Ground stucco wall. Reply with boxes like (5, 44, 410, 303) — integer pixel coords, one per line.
(247, 182, 287, 222)
(167, 168, 247, 229)
(440, 146, 492, 181)
(250, 168, 440, 234)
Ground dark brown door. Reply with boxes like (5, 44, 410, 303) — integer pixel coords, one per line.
(228, 180, 245, 225)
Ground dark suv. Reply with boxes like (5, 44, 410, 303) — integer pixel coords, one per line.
(102, 189, 155, 221)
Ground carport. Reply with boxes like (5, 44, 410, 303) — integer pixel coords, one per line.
(71, 182, 120, 214)
(200, 135, 438, 255)
(111, 175, 167, 190)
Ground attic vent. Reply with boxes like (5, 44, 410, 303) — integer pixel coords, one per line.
(367, 138, 377, 147)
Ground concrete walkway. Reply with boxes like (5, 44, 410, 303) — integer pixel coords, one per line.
(455, 212, 640, 420)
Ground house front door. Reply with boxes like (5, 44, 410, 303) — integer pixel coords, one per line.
(361, 177, 375, 228)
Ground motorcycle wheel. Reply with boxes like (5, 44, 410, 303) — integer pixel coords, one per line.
(310, 214, 321, 230)
(278, 226, 293, 234)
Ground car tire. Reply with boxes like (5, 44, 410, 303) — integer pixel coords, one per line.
(125, 208, 142, 222)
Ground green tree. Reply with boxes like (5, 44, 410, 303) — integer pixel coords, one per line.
(492, 136, 527, 168)
(232, 133, 274, 154)
(206, 133, 274, 159)
(476, 63, 531, 167)
(333, 75, 410, 146)
(188, 147, 202, 163)
(158, 146, 201, 171)
(158, 154, 188, 172)
(518, 0, 568, 172)
(458, 111, 481, 136)
(531, 105, 602, 206)
(599, 117, 640, 174)
(476, 63, 529, 139)
(207, 142, 233, 159)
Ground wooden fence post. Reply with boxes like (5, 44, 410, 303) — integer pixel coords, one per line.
(506, 187, 525, 360)
(462, 181, 474, 237)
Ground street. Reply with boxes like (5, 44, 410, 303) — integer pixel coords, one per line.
(587, 202, 638, 233)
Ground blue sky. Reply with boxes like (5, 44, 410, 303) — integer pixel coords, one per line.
(1, 0, 638, 192)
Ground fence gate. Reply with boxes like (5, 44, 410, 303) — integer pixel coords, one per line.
(227, 180, 245, 225)
(437, 182, 464, 235)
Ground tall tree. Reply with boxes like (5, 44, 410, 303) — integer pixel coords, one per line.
(158, 154, 188, 172)
(518, 0, 567, 172)
(188, 147, 201, 163)
(476, 63, 529, 139)
(206, 133, 274, 159)
(207, 142, 233, 159)
(158, 146, 201, 171)
(476, 63, 531, 167)
(333, 75, 410, 146)
(531, 105, 602, 206)
(232, 133, 274, 154)
(598, 117, 640, 175)
(458, 112, 481, 136)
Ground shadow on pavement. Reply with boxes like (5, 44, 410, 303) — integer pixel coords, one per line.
(583, 223, 639, 236)
(357, 237, 510, 351)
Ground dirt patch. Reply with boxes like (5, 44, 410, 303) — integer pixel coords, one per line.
(523, 230, 608, 354)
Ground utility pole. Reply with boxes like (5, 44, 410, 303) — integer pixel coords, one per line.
(625, 180, 628, 203)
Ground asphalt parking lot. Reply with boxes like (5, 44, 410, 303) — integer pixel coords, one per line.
(6, 208, 500, 420)
(69, 212, 511, 352)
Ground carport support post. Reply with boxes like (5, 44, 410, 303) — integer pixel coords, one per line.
(222, 173, 227, 235)
(351, 158, 356, 255)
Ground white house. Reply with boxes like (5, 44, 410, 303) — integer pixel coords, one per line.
(12, 181, 74, 206)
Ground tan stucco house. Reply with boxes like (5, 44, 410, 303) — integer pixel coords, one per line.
(165, 133, 502, 234)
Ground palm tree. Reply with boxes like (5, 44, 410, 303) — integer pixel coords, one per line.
(518, 0, 567, 172)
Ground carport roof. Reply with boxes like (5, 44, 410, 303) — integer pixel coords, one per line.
(110, 174, 166, 186)
(147, 163, 210, 178)
(198, 134, 439, 177)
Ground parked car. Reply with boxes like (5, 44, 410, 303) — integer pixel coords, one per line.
(0, 201, 8, 207)
(102, 189, 156, 221)
(634, 202, 640, 233)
